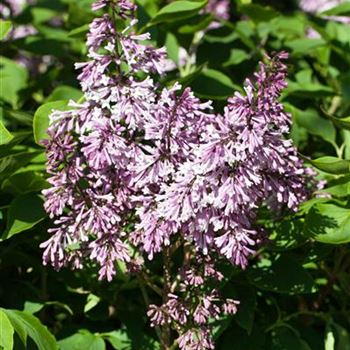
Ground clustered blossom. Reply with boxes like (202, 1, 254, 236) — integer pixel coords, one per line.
(145, 51, 309, 271)
(41, 0, 311, 348)
(147, 254, 239, 349)
(41, 0, 166, 281)
(205, 0, 230, 22)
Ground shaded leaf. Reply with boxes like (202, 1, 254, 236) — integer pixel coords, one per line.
(322, 3, 350, 16)
(3, 193, 46, 240)
(309, 156, 350, 174)
(322, 109, 350, 130)
(102, 330, 131, 350)
(0, 56, 28, 108)
(1, 171, 47, 195)
(68, 24, 90, 37)
(239, 4, 278, 23)
(289, 106, 336, 145)
(0, 151, 41, 179)
(33, 100, 69, 145)
(304, 203, 350, 244)
(0, 20, 12, 40)
(191, 69, 238, 99)
(151, 0, 208, 24)
(286, 38, 326, 55)
(0, 309, 14, 350)
(23, 302, 44, 315)
(233, 284, 256, 334)
(223, 49, 249, 66)
(248, 255, 315, 294)
(46, 86, 83, 102)
(84, 294, 101, 314)
(59, 330, 105, 350)
(2, 309, 58, 350)
(271, 326, 311, 350)
(0, 121, 14, 145)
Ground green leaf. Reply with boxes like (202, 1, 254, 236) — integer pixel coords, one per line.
(165, 32, 179, 64)
(332, 323, 350, 350)
(102, 330, 131, 350)
(268, 16, 305, 37)
(4, 109, 33, 126)
(239, 4, 279, 23)
(271, 326, 311, 350)
(33, 100, 69, 145)
(269, 219, 306, 251)
(233, 284, 256, 334)
(326, 322, 350, 350)
(191, 69, 238, 99)
(23, 301, 73, 316)
(308, 156, 350, 174)
(178, 14, 213, 34)
(16, 37, 69, 57)
(0, 151, 41, 180)
(177, 63, 206, 87)
(318, 175, 350, 197)
(1, 171, 47, 195)
(286, 38, 326, 55)
(248, 254, 315, 294)
(321, 3, 350, 16)
(59, 330, 106, 350)
(0, 56, 28, 108)
(2, 309, 58, 350)
(223, 49, 249, 66)
(0, 121, 14, 145)
(325, 329, 335, 350)
(68, 24, 90, 38)
(322, 109, 350, 130)
(220, 323, 266, 350)
(84, 294, 101, 314)
(0, 309, 14, 350)
(45, 301, 73, 316)
(0, 20, 12, 40)
(290, 106, 336, 145)
(151, 0, 208, 24)
(285, 70, 334, 97)
(46, 86, 83, 102)
(28, 7, 59, 24)
(3, 193, 46, 240)
(304, 203, 350, 244)
(23, 302, 44, 315)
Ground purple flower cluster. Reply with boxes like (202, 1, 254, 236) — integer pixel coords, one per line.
(205, 0, 230, 22)
(147, 52, 309, 270)
(41, 0, 166, 281)
(41, 0, 311, 347)
(147, 254, 239, 349)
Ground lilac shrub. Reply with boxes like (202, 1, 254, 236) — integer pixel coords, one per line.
(41, 1, 311, 348)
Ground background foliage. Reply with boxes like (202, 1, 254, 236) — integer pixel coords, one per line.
(1, 0, 350, 349)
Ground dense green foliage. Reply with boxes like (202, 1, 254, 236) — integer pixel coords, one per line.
(1, 0, 350, 349)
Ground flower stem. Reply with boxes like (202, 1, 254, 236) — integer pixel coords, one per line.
(162, 246, 172, 349)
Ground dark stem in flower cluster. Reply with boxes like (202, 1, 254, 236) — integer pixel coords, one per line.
(162, 246, 172, 349)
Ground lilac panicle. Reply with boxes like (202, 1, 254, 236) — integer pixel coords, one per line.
(41, 0, 167, 281)
(153, 51, 309, 272)
(41, 0, 311, 347)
